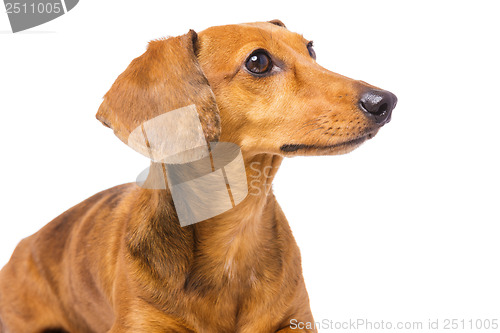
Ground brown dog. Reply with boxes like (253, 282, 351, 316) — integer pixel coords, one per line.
(0, 20, 396, 333)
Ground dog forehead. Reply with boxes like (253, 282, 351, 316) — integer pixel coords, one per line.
(198, 21, 307, 51)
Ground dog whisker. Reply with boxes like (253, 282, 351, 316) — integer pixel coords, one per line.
(324, 131, 338, 146)
(289, 123, 317, 137)
(303, 127, 324, 136)
(313, 135, 325, 146)
(289, 118, 322, 137)
(301, 117, 322, 126)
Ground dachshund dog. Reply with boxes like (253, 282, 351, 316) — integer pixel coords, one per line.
(0, 20, 397, 333)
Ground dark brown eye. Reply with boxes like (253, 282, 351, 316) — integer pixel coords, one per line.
(245, 51, 272, 74)
(307, 41, 316, 59)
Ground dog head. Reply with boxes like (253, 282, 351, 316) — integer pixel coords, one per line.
(196, 20, 397, 157)
(97, 20, 397, 160)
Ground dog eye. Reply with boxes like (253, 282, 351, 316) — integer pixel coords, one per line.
(245, 51, 272, 74)
(307, 41, 316, 60)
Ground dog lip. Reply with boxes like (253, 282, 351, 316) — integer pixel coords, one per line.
(280, 135, 369, 153)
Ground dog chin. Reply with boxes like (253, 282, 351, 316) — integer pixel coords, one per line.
(279, 131, 378, 157)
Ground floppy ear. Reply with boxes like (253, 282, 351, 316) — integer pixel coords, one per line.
(96, 30, 220, 157)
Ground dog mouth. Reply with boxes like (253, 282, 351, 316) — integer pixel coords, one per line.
(279, 132, 375, 153)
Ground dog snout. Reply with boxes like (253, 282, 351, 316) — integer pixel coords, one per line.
(359, 89, 397, 125)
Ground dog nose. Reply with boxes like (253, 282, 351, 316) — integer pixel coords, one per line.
(359, 90, 397, 125)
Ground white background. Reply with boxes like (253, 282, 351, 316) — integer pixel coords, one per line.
(1, 0, 499, 331)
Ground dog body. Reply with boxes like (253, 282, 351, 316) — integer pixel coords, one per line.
(0, 21, 396, 333)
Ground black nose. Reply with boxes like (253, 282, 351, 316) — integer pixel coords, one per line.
(359, 89, 397, 125)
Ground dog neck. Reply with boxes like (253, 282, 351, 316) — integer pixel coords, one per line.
(127, 153, 285, 290)
(184, 153, 283, 285)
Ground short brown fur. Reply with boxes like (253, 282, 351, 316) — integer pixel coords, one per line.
(0, 21, 392, 333)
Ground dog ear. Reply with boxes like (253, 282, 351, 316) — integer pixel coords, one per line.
(268, 19, 286, 28)
(96, 30, 220, 159)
